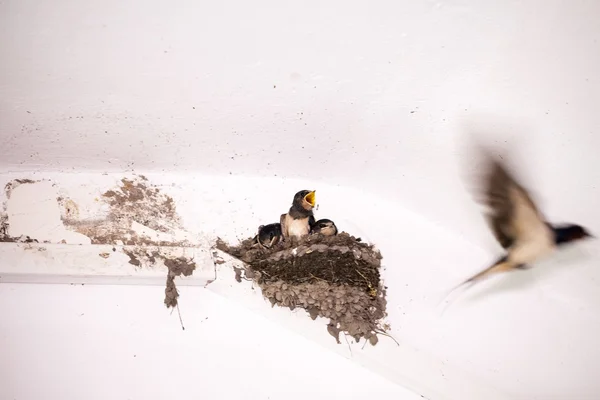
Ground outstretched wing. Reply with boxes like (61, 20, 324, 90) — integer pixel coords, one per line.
(483, 158, 547, 249)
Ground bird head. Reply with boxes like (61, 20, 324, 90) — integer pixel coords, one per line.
(574, 225, 594, 239)
(312, 218, 338, 236)
(554, 224, 594, 245)
(294, 190, 316, 210)
(257, 223, 282, 248)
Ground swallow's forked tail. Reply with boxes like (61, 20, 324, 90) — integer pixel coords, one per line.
(438, 255, 520, 314)
(460, 255, 514, 287)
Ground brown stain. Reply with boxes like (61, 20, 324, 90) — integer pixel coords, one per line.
(61, 176, 190, 247)
(0, 208, 38, 244)
(0, 214, 8, 239)
(164, 257, 196, 277)
(2, 178, 39, 242)
(121, 247, 163, 268)
(57, 197, 81, 221)
(147, 250, 160, 263)
(119, 246, 196, 308)
(327, 322, 341, 344)
(123, 249, 141, 266)
(4, 178, 38, 200)
(164, 256, 196, 308)
(64, 199, 80, 220)
(232, 266, 243, 282)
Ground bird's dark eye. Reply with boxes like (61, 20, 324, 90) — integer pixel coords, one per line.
(269, 232, 274, 240)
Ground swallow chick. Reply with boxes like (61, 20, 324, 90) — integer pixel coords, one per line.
(310, 218, 338, 236)
(456, 155, 593, 290)
(280, 190, 316, 240)
(253, 223, 283, 249)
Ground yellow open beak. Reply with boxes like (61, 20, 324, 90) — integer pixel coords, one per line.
(304, 190, 316, 207)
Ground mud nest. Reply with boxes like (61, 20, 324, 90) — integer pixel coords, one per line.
(216, 232, 389, 345)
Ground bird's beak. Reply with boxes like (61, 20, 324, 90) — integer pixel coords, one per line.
(304, 190, 316, 207)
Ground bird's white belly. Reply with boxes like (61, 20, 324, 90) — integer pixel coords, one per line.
(287, 217, 310, 238)
(510, 233, 555, 265)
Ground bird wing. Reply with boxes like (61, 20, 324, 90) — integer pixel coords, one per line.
(483, 159, 548, 249)
(279, 213, 288, 239)
(308, 215, 316, 231)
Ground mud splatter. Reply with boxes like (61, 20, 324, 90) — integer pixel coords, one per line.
(61, 176, 192, 246)
(0, 213, 8, 239)
(58, 198, 80, 220)
(4, 179, 37, 200)
(164, 256, 196, 308)
(233, 266, 244, 282)
(121, 247, 162, 268)
(1, 179, 40, 242)
(123, 249, 142, 266)
(119, 246, 196, 308)
(0, 210, 37, 243)
(0, 234, 39, 243)
(102, 177, 179, 231)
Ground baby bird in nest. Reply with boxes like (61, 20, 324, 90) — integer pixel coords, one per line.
(310, 218, 338, 236)
(253, 223, 283, 249)
(454, 151, 593, 291)
(280, 190, 316, 240)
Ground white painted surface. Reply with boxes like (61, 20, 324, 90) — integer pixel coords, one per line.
(0, 283, 423, 400)
(2, 0, 600, 242)
(0, 242, 215, 286)
(0, 172, 598, 399)
(1, 0, 600, 399)
(6, 180, 92, 244)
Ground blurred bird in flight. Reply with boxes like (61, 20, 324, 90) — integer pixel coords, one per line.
(451, 148, 593, 295)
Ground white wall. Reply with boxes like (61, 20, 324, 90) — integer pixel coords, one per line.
(1, 0, 600, 399)
(2, 0, 599, 240)
(1, 282, 427, 400)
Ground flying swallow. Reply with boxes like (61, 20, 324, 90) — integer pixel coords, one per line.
(310, 218, 338, 236)
(252, 223, 283, 249)
(280, 190, 316, 240)
(455, 155, 593, 290)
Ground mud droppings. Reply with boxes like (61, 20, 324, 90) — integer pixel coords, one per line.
(118, 246, 196, 308)
(217, 232, 389, 345)
(0, 235, 39, 243)
(233, 266, 244, 282)
(164, 257, 196, 277)
(102, 177, 179, 231)
(0, 211, 38, 243)
(59, 198, 80, 220)
(4, 179, 37, 200)
(164, 257, 196, 308)
(2, 179, 40, 241)
(123, 249, 142, 266)
(62, 176, 190, 246)
(0, 213, 8, 239)
(120, 247, 162, 268)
